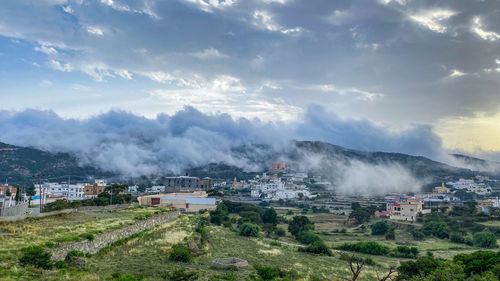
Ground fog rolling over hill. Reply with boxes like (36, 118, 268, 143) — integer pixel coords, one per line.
(0, 140, 480, 195)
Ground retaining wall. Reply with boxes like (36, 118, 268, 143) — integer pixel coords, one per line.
(0, 203, 29, 217)
(49, 210, 180, 260)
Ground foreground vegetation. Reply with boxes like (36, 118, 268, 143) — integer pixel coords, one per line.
(0, 200, 499, 280)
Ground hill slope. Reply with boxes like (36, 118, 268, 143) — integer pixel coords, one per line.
(0, 142, 112, 185)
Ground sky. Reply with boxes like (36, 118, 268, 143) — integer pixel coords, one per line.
(0, 0, 499, 158)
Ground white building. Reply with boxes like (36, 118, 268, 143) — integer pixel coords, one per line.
(42, 182, 86, 201)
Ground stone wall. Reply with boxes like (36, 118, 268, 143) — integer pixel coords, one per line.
(49, 210, 180, 261)
(0, 203, 29, 217)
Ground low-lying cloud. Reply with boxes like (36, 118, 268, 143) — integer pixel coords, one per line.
(0, 104, 466, 190)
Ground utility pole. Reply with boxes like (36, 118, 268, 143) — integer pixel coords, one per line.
(32, 174, 44, 213)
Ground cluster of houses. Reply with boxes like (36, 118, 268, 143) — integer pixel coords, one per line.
(443, 178, 493, 195)
(230, 162, 321, 201)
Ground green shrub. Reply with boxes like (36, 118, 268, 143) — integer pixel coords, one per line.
(303, 239, 332, 255)
(54, 261, 67, 269)
(239, 222, 260, 237)
(168, 243, 193, 263)
(44, 241, 56, 248)
(473, 232, 498, 249)
(453, 250, 500, 277)
(450, 232, 465, 244)
(371, 221, 389, 235)
(296, 230, 321, 244)
(337, 241, 390, 256)
(392, 246, 419, 258)
(253, 265, 280, 281)
(411, 230, 425, 241)
(110, 273, 140, 281)
(85, 233, 95, 241)
(274, 227, 286, 237)
(19, 246, 52, 269)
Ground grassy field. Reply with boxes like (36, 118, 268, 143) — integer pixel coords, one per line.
(0, 207, 497, 281)
(0, 206, 161, 265)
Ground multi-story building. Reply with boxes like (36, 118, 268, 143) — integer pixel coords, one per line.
(164, 176, 213, 192)
(389, 199, 430, 222)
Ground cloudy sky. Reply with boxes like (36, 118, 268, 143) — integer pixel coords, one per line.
(0, 0, 499, 156)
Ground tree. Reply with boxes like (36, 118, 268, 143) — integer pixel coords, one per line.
(340, 253, 365, 281)
(288, 216, 314, 236)
(26, 184, 36, 197)
(262, 208, 278, 226)
(396, 256, 441, 280)
(349, 207, 375, 225)
(239, 222, 260, 237)
(453, 250, 500, 277)
(371, 221, 389, 235)
(472, 232, 498, 249)
(15, 186, 21, 203)
(5, 188, 11, 197)
(351, 202, 361, 210)
(210, 204, 229, 225)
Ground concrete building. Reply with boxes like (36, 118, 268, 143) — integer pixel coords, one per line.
(84, 180, 107, 196)
(164, 176, 213, 192)
(389, 199, 430, 222)
(137, 191, 216, 213)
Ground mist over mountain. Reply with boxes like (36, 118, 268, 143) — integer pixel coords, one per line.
(0, 105, 495, 194)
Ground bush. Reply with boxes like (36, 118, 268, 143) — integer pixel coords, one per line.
(371, 221, 389, 235)
(296, 230, 321, 244)
(85, 233, 95, 241)
(54, 261, 67, 269)
(450, 232, 465, 244)
(423, 221, 449, 238)
(337, 241, 390, 256)
(385, 229, 395, 240)
(274, 227, 286, 237)
(302, 239, 332, 256)
(453, 250, 500, 277)
(411, 230, 425, 241)
(165, 268, 198, 281)
(168, 243, 193, 263)
(253, 265, 280, 281)
(473, 232, 498, 249)
(392, 246, 419, 258)
(19, 246, 52, 269)
(239, 223, 260, 237)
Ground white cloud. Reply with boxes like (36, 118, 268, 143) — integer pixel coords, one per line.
(116, 69, 133, 79)
(141, 71, 176, 83)
(34, 43, 58, 55)
(49, 60, 72, 72)
(471, 17, 500, 41)
(40, 80, 54, 87)
(325, 10, 351, 26)
(188, 48, 229, 60)
(261, 0, 288, 4)
(211, 75, 245, 92)
(449, 69, 467, 78)
(309, 84, 384, 101)
(409, 9, 457, 33)
(87, 26, 104, 36)
(379, 0, 406, 5)
(181, 0, 235, 13)
(100, 0, 131, 12)
(253, 10, 303, 35)
(62, 5, 73, 14)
